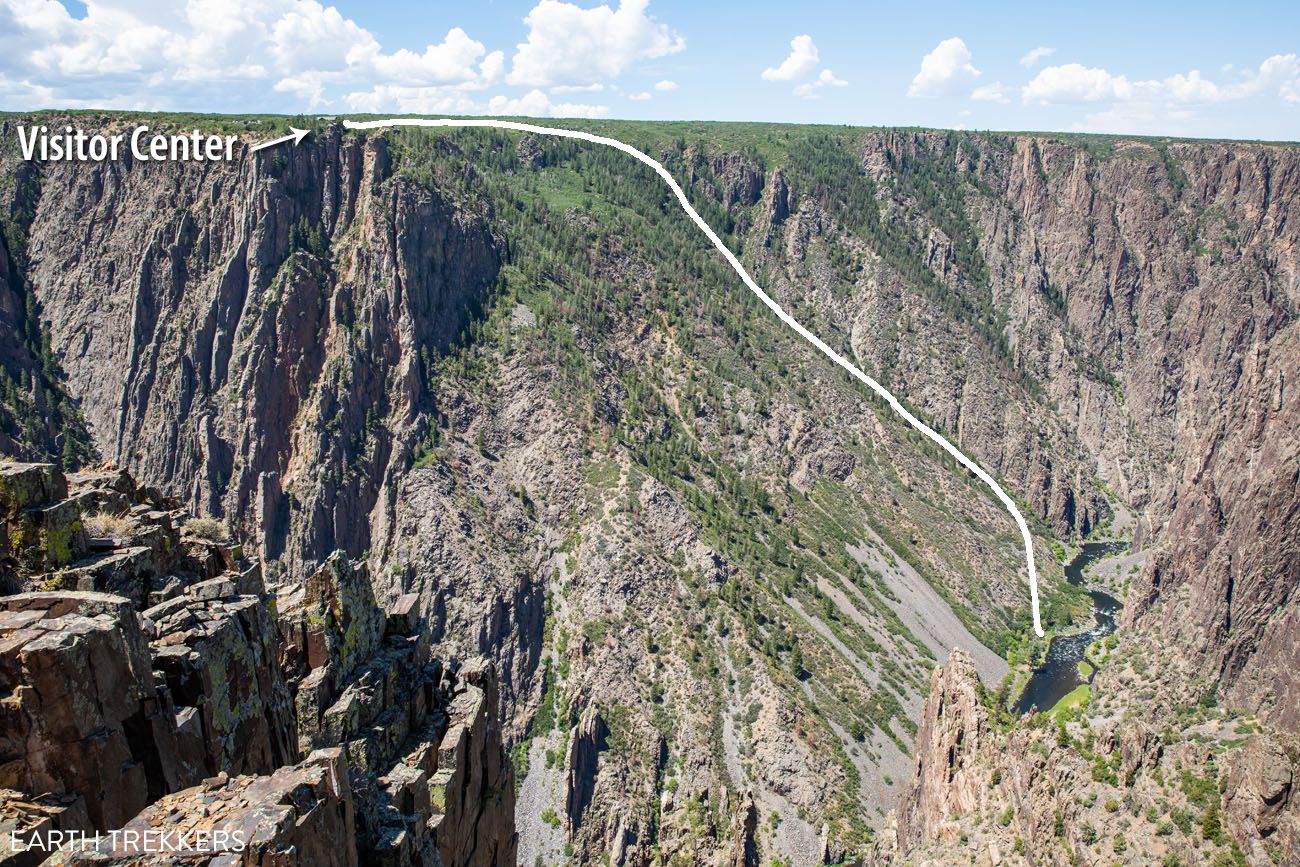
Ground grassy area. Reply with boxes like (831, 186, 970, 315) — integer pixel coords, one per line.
(1048, 684, 1091, 718)
(1077, 659, 1095, 678)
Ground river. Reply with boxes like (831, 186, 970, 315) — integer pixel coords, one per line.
(1014, 541, 1128, 715)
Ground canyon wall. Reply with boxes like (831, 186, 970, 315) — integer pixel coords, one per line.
(0, 118, 1295, 862)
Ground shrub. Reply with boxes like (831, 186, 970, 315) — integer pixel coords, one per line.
(83, 510, 133, 539)
(184, 516, 228, 543)
(1201, 803, 1224, 844)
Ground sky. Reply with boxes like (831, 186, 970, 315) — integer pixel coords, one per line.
(1, 0, 1297, 140)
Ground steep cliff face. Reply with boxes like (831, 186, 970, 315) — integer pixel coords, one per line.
(1, 116, 1296, 864)
(755, 130, 1300, 730)
(8, 123, 500, 580)
(875, 650, 1300, 867)
(0, 146, 95, 468)
(974, 137, 1299, 731)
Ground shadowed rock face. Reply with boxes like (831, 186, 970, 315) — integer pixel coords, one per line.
(0, 119, 1297, 863)
(11, 126, 501, 581)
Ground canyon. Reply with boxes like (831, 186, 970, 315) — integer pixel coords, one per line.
(0, 115, 1295, 864)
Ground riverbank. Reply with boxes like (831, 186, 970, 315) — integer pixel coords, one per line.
(1012, 541, 1129, 715)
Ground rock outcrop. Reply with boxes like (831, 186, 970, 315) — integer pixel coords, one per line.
(2, 117, 1298, 864)
(1224, 734, 1300, 866)
(276, 553, 517, 866)
(146, 583, 298, 779)
(49, 748, 358, 867)
(0, 463, 516, 865)
(0, 591, 188, 833)
(875, 648, 1300, 866)
(563, 705, 607, 834)
(894, 650, 989, 853)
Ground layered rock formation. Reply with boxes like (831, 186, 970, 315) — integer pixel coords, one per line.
(872, 649, 1300, 866)
(3, 123, 500, 583)
(0, 115, 1296, 863)
(0, 463, 514, 865)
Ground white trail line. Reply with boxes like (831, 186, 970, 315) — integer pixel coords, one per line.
(343, 117, 1045, 638)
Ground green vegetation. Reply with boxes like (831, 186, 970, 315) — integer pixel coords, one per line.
(183, 516, 229, 543)
(0, 160, 97, 468)
(373, 120, 1119, 849)
(1047, 684, 1090, 719)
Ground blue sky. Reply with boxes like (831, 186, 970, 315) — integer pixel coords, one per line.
(2, 0, 1297, 139)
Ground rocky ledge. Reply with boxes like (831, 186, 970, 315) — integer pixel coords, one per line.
(0, 462, 515, 866)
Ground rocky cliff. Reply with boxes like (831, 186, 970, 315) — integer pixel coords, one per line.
(0, 115, 1296, 863)
(747, 128, 1299, 726)
(1, 119, 501, 580)
(0, 462, 515, 865)
(871, 649, 1298, 866)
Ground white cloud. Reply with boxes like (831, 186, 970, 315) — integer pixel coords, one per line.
(653, 78, 678, 91)
(1021, 54, 1300, 136)
(549, 83, 606, 93)
(479, 49, 505, 84)
(793, 68, 847, 99)
(369, 29, 498, 86)
(1255, 53, 1300, 96)
(1023, 63, 1127, 103)
(488, 89, 609, 117)
(629, 91, 651, 101)
(0, 0, 515, 111)
(343, 85, 485, 115)
(1019, 46, 1054, 68)
(269, 2, 376, 74)
(908, 37, 980, 98)
(343, 84, 607, 118)
(762, 34, 819, 82)
(1023, 54, 1300, 106)
(971, 81, 1009, 103)
(506, 0, 684, 88)
(1074, 105, 1199, 135)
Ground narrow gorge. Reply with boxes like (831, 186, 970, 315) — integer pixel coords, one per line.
(0, 115, 1295, 865)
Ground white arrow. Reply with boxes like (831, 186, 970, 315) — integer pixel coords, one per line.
(249, 126, 309, 153)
